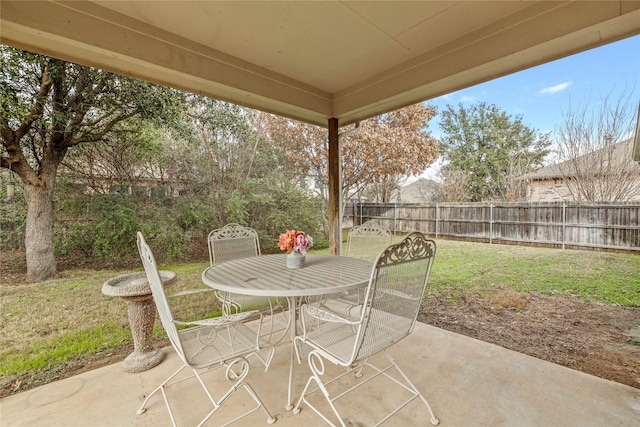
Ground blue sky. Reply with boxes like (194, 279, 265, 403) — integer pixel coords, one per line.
(417, 34, 639, 180)
(425, 34, 639, 140)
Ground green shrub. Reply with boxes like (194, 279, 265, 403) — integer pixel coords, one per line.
(0, 198, 26, 250)
(55, 195, 139, 261)
(46, 172, 327, 265)
(239, 173, 325, 251)
(172, 194, 219, 235)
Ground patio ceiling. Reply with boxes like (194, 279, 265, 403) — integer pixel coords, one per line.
(2, 1, 639, 128)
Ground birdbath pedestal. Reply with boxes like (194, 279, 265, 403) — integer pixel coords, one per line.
(102, 270, 177, 373)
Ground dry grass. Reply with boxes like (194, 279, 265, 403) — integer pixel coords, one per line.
(483, 287, 531, 311)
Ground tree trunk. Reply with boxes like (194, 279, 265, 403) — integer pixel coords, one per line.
(24, 178, 57, 282)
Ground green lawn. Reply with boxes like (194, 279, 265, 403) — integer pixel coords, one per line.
(427, 240, 639, 306)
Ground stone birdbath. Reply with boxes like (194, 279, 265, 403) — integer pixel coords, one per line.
(102, 270, 177, 373)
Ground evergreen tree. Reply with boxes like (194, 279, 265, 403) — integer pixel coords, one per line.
(0, 46, 186, 281)
(439, 102, 551, 201)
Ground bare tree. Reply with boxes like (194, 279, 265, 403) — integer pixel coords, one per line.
(503, 150, 545, 201)
(363, 175, 403, 203)
(554, 89, 640, 202)
(433, 169, 471, 202)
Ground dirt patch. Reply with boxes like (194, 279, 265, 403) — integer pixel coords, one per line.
(418, 288, 640, 389)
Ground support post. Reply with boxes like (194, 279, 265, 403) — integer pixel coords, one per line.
(328, 118, 341, 255)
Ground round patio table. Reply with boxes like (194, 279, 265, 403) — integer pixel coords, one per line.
(202, 253, 372, 409)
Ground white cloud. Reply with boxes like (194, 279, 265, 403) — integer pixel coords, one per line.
(539, 82, 572, 95)
(460, 95, 475, 103)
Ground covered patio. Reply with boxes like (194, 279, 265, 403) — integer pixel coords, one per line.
(1, 2, 639, 426)
(2, 323, 638, 426)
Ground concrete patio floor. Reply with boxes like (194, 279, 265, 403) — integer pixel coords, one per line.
(2, 323, 639, 427)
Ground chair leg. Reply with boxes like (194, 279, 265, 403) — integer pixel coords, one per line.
(383, 352, 439, 426)
(251, 344, 276, 372)
(136, 364, 187, 427)
(293, 351, 348, 427)
(239, 383, 277, 425)
(293, 350, 439, 427)
(137, 358, 276, 426)
(293, 374, 347, 427)
(197, 357, 276, 427)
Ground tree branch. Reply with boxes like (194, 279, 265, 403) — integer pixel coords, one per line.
(66, 111, 139, 147)
(14, 64, 53, 142)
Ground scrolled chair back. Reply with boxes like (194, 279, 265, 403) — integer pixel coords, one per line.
(208, 223, 261, 266)
(355, 231, 436, 361)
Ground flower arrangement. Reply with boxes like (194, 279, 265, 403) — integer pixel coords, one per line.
(278, 230, 313, 255)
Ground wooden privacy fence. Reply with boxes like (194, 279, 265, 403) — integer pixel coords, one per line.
(345, 202, 640, 252)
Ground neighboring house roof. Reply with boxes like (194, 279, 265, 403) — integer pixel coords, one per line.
(398, 178, 441, 203)
(521, 137, 638, 181)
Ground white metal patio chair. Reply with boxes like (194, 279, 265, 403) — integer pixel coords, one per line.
(208, 224, 288, 347)
(293, 231, 439, 426)
(135, 232, 276, 427)
(345, 219, 393, 260)
(316, 220, 393, 318)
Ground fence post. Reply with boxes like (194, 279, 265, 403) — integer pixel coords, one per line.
(393, 203, 398, 234)
(562, 203, 566, 250)
(351, 203, 356, 227)
(435, 204, 439, 238)
(489, 204, 493, 244)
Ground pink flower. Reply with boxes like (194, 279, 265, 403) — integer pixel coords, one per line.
(278, 230, 312, 254)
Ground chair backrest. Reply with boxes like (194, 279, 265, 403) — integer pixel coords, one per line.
(208, 223, 261, 266)
(345, 220, 392, 260)
(354, 231, 436, 362)
(136, 232, 187, 362)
